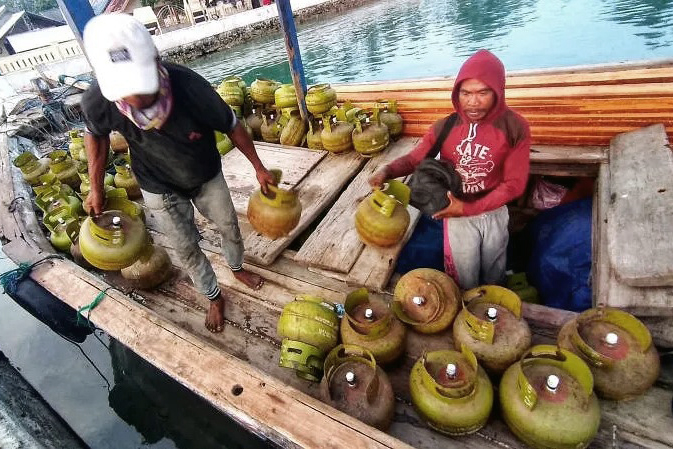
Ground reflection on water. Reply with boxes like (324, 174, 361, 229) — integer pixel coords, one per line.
(108, 339, 272, 449)
(599, 0, 673, 49)
(187, 0, 673, 85)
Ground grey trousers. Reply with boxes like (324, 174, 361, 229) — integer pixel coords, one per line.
(142, 171, 244, 300)
(443, 205, 509, 290)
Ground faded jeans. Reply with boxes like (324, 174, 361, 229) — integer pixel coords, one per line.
(142, 171, 244, 300)
(443, 205, 509, 290)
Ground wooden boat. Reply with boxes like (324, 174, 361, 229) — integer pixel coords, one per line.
(1, 59, 672, 449)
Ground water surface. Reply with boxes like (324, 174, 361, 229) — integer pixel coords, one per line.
(188, 0, 673, 85)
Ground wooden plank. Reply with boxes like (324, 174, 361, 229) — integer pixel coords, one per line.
(529, 145, 607, 164)
(221, 145, 326, 214)
(344, 206, 421, 291)
(295, 137, 419, 273)
(331, 63, 673, 94)
(27, 256, 410, 449)
(118, 263, 670, 449)
(0, 134, 53, 253)
(594, 163, 611, 308)
(607, 124, 673, 287)
(243, 151, 366, 266)
(127, 273, 515, 449)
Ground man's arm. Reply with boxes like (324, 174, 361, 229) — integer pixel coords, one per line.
(84, 132, 110, 215)
(369, 119, 443, 187)
(227, 122, 275, 194)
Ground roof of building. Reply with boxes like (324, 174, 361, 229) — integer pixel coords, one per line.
(6, 25, 75, 52)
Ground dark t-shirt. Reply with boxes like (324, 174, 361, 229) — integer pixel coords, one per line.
(81, 62, 236, 196)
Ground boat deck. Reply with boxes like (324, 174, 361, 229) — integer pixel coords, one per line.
(2, 133, 672, 449)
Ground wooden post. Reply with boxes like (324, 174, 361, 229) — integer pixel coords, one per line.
(275, 0, 309, 120)
(55, 0, 94, 48)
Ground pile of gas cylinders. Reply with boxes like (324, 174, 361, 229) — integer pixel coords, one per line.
(214, 76, 404, 155)
(276, 268, 661, 447)
(12, 129, 172, 289)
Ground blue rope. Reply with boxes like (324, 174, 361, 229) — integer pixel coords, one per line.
(0, 255, 63, 296)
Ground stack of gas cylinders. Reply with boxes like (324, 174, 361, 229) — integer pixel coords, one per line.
(276, 268, 661, 447)
(12, 129, 172, 290)
(214, 75, 404, 156)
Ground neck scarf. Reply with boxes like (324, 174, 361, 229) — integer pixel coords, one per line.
(115, 64, 173, 130)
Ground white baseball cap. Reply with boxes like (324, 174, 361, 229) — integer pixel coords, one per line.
(83, 13, 159, 102)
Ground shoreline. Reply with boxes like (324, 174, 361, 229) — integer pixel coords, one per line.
(0, 0, 375, 99)
(160, 0, 376, 64)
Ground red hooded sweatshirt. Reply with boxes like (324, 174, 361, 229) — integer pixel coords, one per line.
(386, 50, 531, 216)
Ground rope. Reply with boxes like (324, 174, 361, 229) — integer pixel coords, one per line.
(0, 255, 111, 390)
(77, 286, 113, 327)
(0, 255, 63, 296)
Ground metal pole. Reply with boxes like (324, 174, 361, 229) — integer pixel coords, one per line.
(275, 0, 309, 120)
(55, 0, 95, 49)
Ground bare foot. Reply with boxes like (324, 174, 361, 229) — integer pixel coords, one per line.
(205, 295, 225, 333)
(233, 269, 264, 290)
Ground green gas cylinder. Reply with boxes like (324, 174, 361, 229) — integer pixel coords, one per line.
(217, 77, 245, 106)
(307, 117, 325, 151)
(215, 131, 234, 156)
(43, 206, 80, 252)
(352, 109, 390, 155)
(247, 169, 301, 239)
(453, 285, 532, 375)
(279, 109, 307, 147)
(250, 78, 280, 104)
(305, 83, 337, 115)
(47, 150, 80, 189)
(557, 307, 660, 401)
(500, 345, 601, 449)
(277, 294, 340, 381)
(113, 159, 141, 199)
(79, 204, 147, 271)
(321, 115, 354, 153)
(120, 242, 173, 289)
(355, 180, 410, 247)
(393, 267, 460, 334)
(260, 111, 282, 144)
(246, 108, 264, 140)
(13, 152, 50, 186)
(376, 100, 404, 139)
(410, 345, 494, 435)
(274, 84, 298, 109)
(320, 345, 395, 430)
(340, 288, 405, 365)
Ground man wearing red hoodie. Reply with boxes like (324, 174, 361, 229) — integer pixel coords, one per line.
(370, 50, 530, 289)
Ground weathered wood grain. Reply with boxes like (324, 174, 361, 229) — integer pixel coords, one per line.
(221, 144, 326, 214)
(607, 124, 673, 287)
(333, 63, 673, 145)
(343, 206, 421, 291)
(243, 151, 366, 265)
(294, 137, 419, 273)
(28, 257, 410, 449)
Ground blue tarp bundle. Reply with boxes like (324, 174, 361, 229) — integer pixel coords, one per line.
(526, 198, 593, 312)
(395, 214, 444, 274)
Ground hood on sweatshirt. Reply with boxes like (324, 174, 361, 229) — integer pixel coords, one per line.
(451, 49, 507, 124)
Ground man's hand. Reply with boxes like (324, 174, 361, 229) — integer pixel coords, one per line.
(432, 192, 465, 220)
(85, 187, 105, 216)
(256, 167, 277, 195)
(369, 167, 389, 189)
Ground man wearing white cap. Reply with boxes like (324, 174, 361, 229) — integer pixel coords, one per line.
(81, 13, 275, 333)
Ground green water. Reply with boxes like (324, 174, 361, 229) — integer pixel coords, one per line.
(188, 0, 673, 85)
